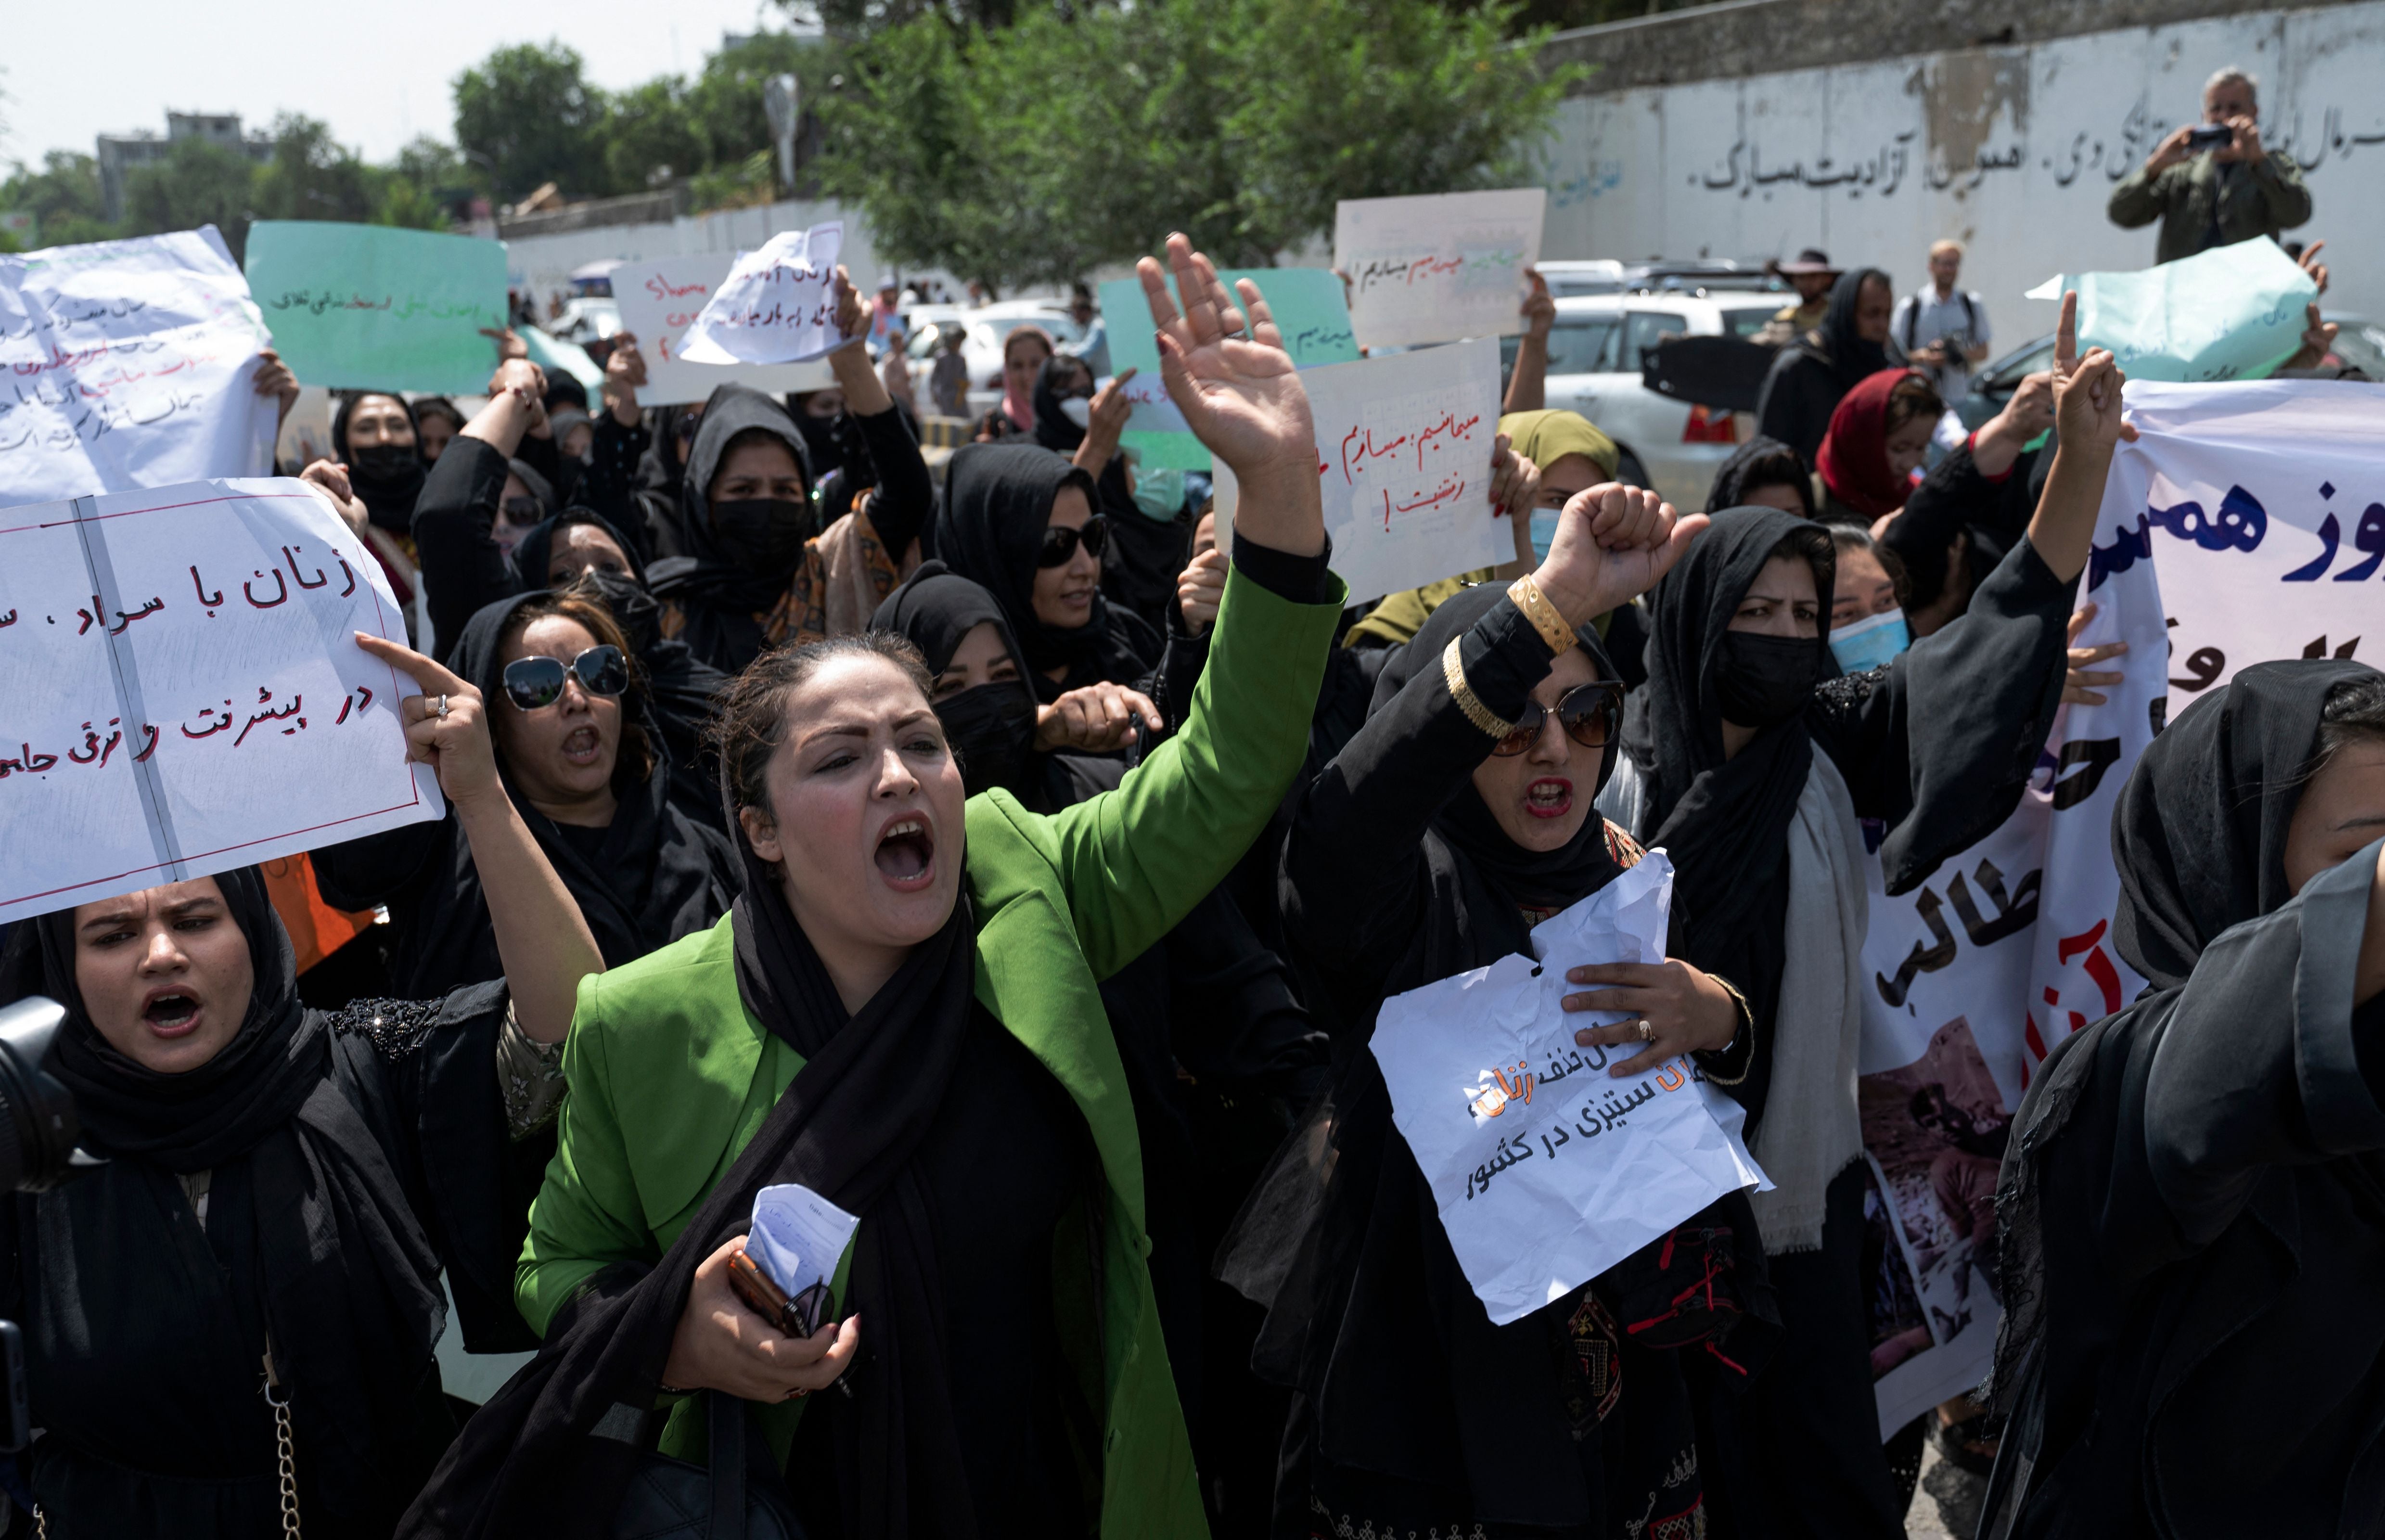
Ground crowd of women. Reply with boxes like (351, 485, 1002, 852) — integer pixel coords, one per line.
(4, 230, 2382, 1540)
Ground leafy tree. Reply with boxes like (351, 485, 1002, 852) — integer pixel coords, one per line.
(0, 151, 115, 248)
(453, 41, 611, 199)
(121, 137, 257, 258)
(252, 114, 372, 224)
(603, 78, 706, 193)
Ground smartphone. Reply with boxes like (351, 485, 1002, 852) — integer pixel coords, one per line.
(2186, 123, 2234, 152)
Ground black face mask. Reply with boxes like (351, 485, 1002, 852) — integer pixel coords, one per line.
(582, 567, 658, 656)
(1713, 630, 1821, 731)
(345, 441, 426, 530)
(708, 498, 809, 576)
(934, 681, 1037, 798)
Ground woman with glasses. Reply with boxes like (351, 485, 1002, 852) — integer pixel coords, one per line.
(1259, 487, 1757, 1537)
(315, 585, 737, 1001)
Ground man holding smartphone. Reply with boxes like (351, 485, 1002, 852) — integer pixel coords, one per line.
(2108, 65, 2312, 263)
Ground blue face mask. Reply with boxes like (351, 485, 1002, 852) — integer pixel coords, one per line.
(1830, 606, 1911, 673)
(1529, 508, 1562, 561)
(1132, 464, 1186, 522)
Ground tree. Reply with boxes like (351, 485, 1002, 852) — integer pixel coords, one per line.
(453, 41, 611, 199)
(121, 137, 256, 258)
(819, 0, 1575, 288)
(602, 78, 705, 193)
(252, 114, 372, 224)
(0, 151, 115, 248)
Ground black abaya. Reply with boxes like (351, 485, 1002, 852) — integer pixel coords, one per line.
(1754, 270, 1898, 465)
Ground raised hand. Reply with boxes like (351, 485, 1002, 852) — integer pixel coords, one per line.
(480, 326, 531, 362)
(1487, 433, 1540, 522)
(354, 632, 502, 809)
(1138, 234, 1317, 496)
(1520, 269, 1554, 340)
(2297, 238, 2330, 296)
(252, 348, 300, 424)
(603, 330, 647, 426)
(2215, 114, 2265, 167)
(830, 266, 869, 351)
(2146, 124, 2196, 174)
(1175, 545, 1228, 636)
(1035, 682, 1165, 753)
(1532, 484, 1706, 626)
(300, 460, 370, 537)
(2052, 291, 2133, 453)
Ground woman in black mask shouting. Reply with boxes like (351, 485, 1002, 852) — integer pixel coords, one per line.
(1595, 298, 2131, 1538)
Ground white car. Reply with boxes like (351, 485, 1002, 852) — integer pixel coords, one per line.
(1512, 292, 1785, 513)
(902, 302, 1086, 417)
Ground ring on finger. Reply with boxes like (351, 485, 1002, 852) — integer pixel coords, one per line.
(1636, 1018, 1654, 1043)
(436, 693, 449, 720)
(785, 1386, 812, 1401)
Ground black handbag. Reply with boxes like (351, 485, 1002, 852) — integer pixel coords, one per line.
(611, 1389, 807, 1540)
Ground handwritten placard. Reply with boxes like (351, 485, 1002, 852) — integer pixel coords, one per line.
(1098, 267, 1360, 471)
(243, 221, 507, 394)
(678, 223, 844, 366)
(1333, 188, 1545, 350)
(0, 477, 441, 924)
(611, 254, 835, 406)
(2024, 238, 2317, 385)
(1213, 336, 1508, 603)
(1371, 852, 1766, 1325)
(2, 227, 278, 507)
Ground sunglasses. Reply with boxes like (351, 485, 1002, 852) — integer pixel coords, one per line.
(500, 495, 544, 522)
(1038, 516, 1109, 568)
(1491, 680, 1624, 758)
(502, 645, 628, 710)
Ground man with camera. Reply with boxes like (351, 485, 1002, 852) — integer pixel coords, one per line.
(2108, 65, 2312, 264)
(1891, 239, 1990, 402)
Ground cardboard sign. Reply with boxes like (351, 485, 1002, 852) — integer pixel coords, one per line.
(611, 254, 835, 405)
(1333, 188, 1546, 349)
(244, 221, 508, 394)
(678, 224, 845, 366)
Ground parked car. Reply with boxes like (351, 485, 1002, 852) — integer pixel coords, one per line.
(1535, 260, 1627, 298)
(1504, 292, 1786, 511)
(903, 301, 1086, 418)
(1956, 313, 2385, 430)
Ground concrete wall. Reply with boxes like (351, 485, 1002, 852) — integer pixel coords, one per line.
(1535, 0, 2385, 341)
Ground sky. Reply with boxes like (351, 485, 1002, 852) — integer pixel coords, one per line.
(4, 0, 803, 167)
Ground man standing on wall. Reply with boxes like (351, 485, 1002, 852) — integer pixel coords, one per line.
(1891, 239, 1990, 402)
(2108, 66, 2312, 263)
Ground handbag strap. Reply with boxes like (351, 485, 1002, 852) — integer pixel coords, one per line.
(704, 1390, 747, 1540)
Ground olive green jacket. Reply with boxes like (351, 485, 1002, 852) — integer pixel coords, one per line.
(516, 566, 1343, 1537)
(2107, 148, 2311, 265)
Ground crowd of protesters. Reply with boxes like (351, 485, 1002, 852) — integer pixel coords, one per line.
(5, 59, 2383, 1540)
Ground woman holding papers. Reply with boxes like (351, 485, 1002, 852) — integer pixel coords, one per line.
(409, 237, 1339, 1540)
(1597, 305, 2129, 1538)
(1265, 483, 1758, 1537)
(0, 634, 604, 1540)
(1983, 661, 2385, 1540)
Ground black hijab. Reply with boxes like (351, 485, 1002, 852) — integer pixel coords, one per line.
(504, 457, 556, 519)
(512, 507, 648, 592)
(935, 442, 1159, 698)
(2113, 658, 2382, 991)
(1796, 268, 1894, 394)
(1621, 506, 1834, 1074)
(402, 775, 985, 1540)
(0, 868, 447, 1518)
(1705, 436, 1815, 519)
(645, 385, 816, 668)
(1029, 354, 1091, 455)
(332, 390, 427, 534)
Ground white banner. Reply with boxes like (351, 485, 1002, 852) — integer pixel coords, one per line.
(1213, 337, 1510, 604)
(1854, 378, 2385, 1436)
(678, 224, 844, 367)
(611, 254, 834, 406)
(0, 478, 441, 924)
(1332, 188, 1544, 350)
(1, 228, 278, 507)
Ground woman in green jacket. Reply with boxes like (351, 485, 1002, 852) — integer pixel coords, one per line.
(401, 237, 1346, 1540)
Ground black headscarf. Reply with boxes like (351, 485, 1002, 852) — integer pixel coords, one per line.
(1796, 268, 1894, 396)
(1621, 505, 1834, 1076)
(0, 868, 448, 1519)
(1029, 354, 1092, 455)
(332, 390, 427, 534)
(935, 442, 1159, 698)
(512, 507, 647, 592)
(504, 457, 556, 520)
(1705, 436, 1816, 519)
(402, 772, 985, 1540)
(645, 385, 816, 670)
(2113, 658, 2382, 991)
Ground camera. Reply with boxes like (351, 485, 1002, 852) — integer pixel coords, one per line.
(2186, 123, 2235, 152)
(1930, 334, 1971, 365)
(0, 997, 92, 1194)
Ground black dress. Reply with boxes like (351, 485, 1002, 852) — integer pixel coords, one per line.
(1985, 659, 2385, 1540)
(1753, 269, 1897, 465)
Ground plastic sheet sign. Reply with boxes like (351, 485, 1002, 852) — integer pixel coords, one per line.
(609, 254, 835, 405)
(2025, 237, 2317, 384)
(0, 478, 442, 924)
(1371, 852, 1767, 1326)
(1213, 336, 1510, 603)
(244, 221, 508, 394)
(678, 223, 844, 366)
(1333, 188, 1546, 350)
(1, 226, 278, 507)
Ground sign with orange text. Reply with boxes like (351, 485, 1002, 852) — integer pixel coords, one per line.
(610, 254, 834, 406)
(0, 478, 441, 924)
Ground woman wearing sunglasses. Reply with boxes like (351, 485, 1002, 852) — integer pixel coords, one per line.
(1259, 486, 1760, 1537)
(315, 586, 738, 1001)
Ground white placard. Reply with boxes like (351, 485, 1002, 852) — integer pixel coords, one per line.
(1, 227, 278, 507)
(1371, 852, 1767, 1326)
(677, 224, 844, 366)
(749, 1183, 860, 1335)
(0, 477, 441, 924)
(611, 254, 835, 406)
(1332, 188, 1545, 350)
(1213, 337, 1510, 604)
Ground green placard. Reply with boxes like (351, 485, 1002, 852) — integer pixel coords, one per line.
(245, 221, 509, 394)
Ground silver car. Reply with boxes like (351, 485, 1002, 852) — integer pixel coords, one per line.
(1516, 293, 1787, 512)
(903, 302, 1085, 418)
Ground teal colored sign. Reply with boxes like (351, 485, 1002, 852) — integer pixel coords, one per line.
(1100, 266, 1360, 471)
(244, 221, 508, 394)
(2026, 238, 2317, 385)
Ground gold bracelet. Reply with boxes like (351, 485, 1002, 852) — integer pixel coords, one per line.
(1441, 637, 1515, 741)
(1508, 574, 1575, 656)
